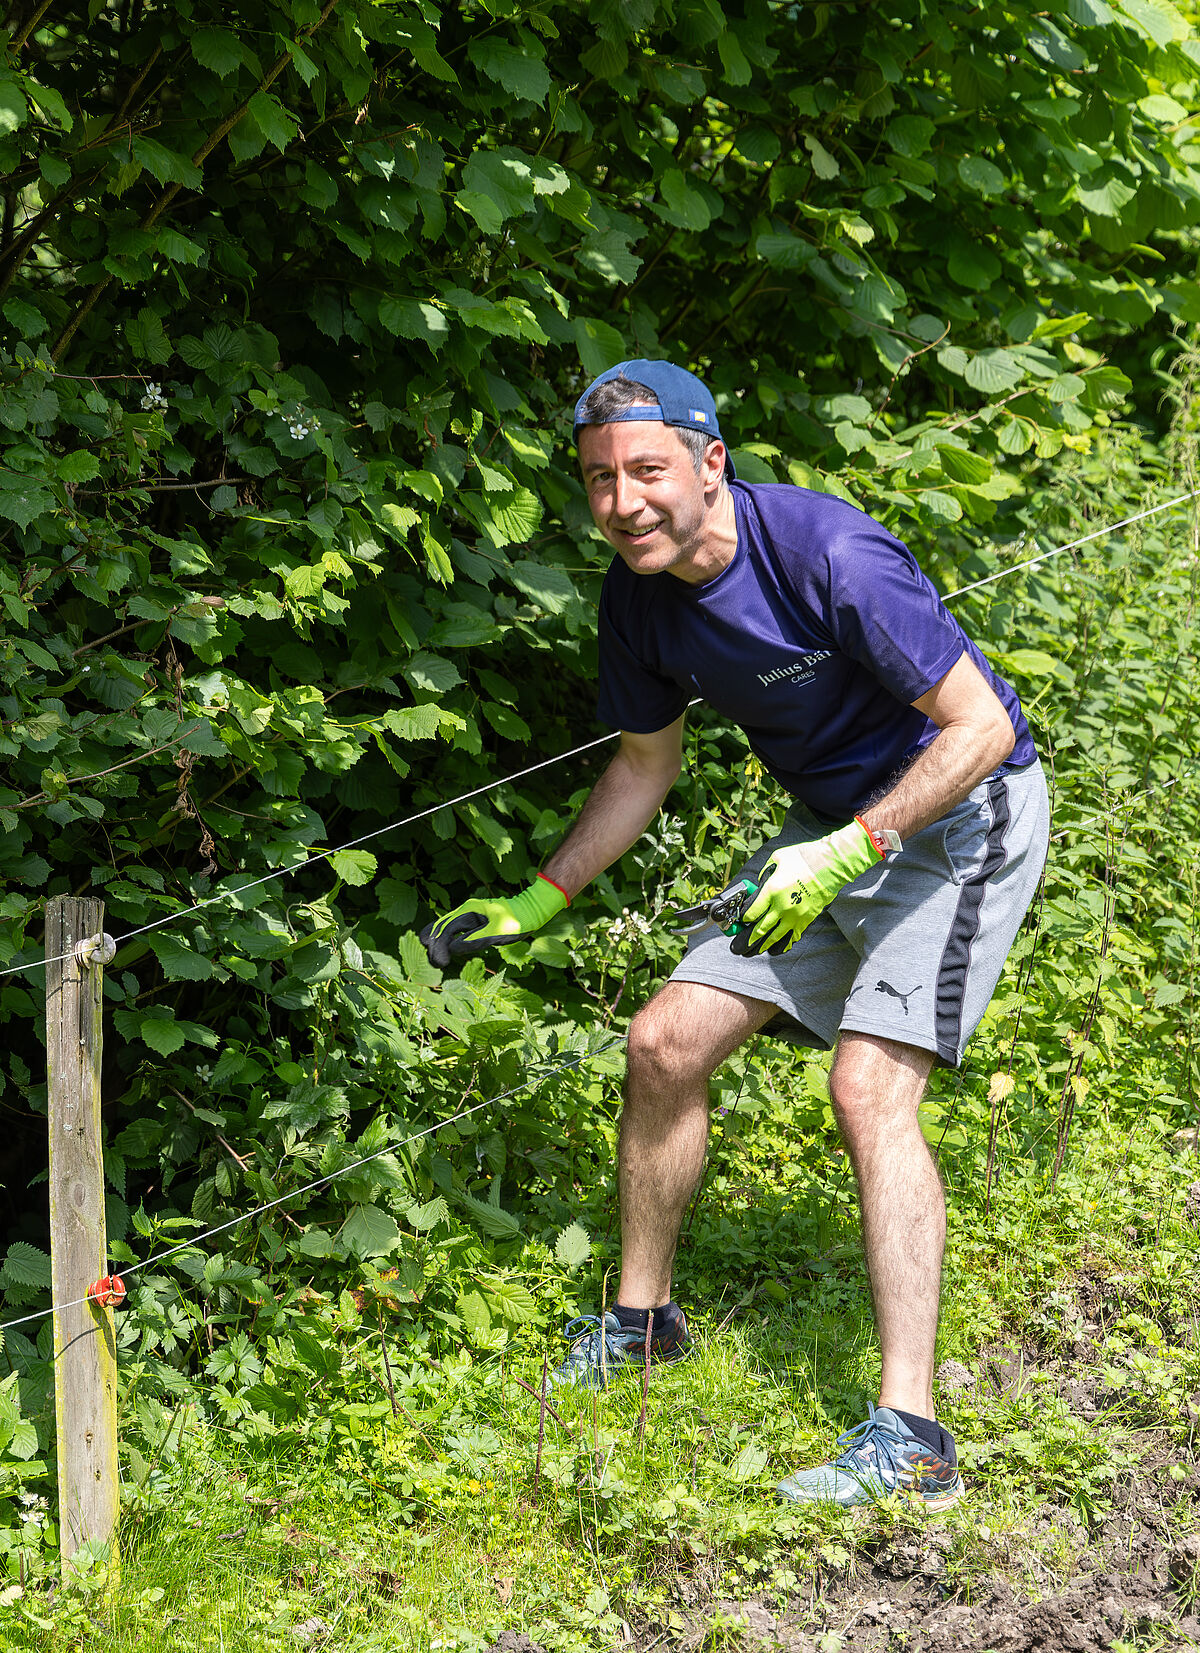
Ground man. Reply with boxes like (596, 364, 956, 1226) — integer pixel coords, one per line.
(421, 360, 1048, 1508)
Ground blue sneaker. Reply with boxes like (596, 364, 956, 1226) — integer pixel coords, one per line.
(550, 1311, 690, 1390)
(777, 1404, 964, 1509)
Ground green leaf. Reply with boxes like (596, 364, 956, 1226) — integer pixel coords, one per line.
(481, 702, 531, 742)
(457, 1288, 492, 1340)
(916, 490, 963, 521)
(342, 1204, 400, 1260)
(997, 416, 1034, 455)
(384, 704, 463, 740)
(137, 1016, 188, 1056)
(132, 136, 203, 189)
(483, 488, 542, 547)
(964, 349, 1024, 393)
(1081, 365, 1132, 409)
(1032, 311, 1091, 341)
(885, 114, 934, 157)
(155, 227, 203, 265)
(114, 1008, 216, 1055)
(127, 307, 170, 364)
(406, 1195, 449, 1232)
(509, 558, 573, 613)
(248, 91, 298, 153)
(755, 231, 816, 270)
(736, 125, 781, 166)
(58, 450, 100, 484)
(399, 930, 441, 988)
(1029, 22, 1086, 69)
(2, 297, 47, 339)
(947, 240, 1002, 291)
(716, 28, 751, 84)
(554, 1221, 591, 1272)
(458, 1192, 520, 1240)
(9, 1420, 37, 1460)
(581, 34, 628, 79)
(1115, 0, 1188, 46)
(1045, 373, 1085, 403)
(658, 169, 711, 231)
(993, 649, 1062, 679)
(1076, 168, 1138, 218)
(402, 652, 462, 693)
(148, 932, 217, 982)
(573, 316, 626, 378)
(937, 446, 992, 485)
(0, 1242, 51, 1290)
(459, 150, 536, 224)
(731, 449, 781, 484)
(578, 229, 642, 285)
(468, 37, 550, 104)
(191, 26, 248, 78)
(397, 468, 443, 504)
(958, 156, 1005, 195)
(455, 190, 506, 235)
(0, 482, 54, 528)
(483, 1278, 537, 1324)
(0, 80, 28, 136)
(378, 297, 449, 352)
(803, 134, 839, 179)
(329, 849, 377, 886)
(728, 1442, 769, 1481)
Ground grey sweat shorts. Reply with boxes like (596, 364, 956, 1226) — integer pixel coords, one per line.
(671, 761, 1049, 1068)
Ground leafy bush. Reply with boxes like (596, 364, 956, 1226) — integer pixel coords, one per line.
(0, 1, 1199, 1568)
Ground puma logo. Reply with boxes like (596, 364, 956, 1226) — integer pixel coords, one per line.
(874, 980, 923, 1015)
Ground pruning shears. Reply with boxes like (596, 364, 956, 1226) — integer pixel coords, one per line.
(669, 876, 760, 940)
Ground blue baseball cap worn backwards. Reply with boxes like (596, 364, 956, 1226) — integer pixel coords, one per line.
(573, 358, 736, 478)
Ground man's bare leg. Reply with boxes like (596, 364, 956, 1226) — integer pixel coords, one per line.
(828, 1031, 941, 1418)
(615, 981, 777, 1312)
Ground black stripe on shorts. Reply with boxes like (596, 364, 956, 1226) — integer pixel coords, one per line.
(934, 777, 1011, 1063)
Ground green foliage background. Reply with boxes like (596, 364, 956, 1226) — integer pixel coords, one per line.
(0, 0, 1199, 1564)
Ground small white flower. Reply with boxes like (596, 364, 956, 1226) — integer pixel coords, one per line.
(140, 381, 168, 412)
(195, 1063, 213, 1081)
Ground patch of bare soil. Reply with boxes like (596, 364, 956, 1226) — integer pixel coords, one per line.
(631, 1332, 1200, 1653)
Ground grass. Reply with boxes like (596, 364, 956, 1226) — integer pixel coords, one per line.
(4, 1096, 1198, 1652)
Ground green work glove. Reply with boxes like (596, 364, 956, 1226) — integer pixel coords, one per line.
(419, 873, 569, 969)
(731, 819, 893, 958)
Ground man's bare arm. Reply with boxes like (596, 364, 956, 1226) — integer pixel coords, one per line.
(860, 654, 1017, 843)
(541, 718, 684, 899)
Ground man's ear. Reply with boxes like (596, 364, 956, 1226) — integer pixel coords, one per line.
(703, 440, 728, 491)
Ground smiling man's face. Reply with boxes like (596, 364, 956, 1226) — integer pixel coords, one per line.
(577, 416, 733, 585)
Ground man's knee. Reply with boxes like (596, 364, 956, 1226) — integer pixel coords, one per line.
(828, 1036, 932, 1143)
(626, 992, 720, 1092)
(828, 1065, 873, 1140)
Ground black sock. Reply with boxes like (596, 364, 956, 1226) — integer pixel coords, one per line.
(613, 1301, 681, 1333)
(891, 1407, 957, 1466)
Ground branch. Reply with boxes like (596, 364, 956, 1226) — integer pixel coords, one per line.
(11, 722, 204, 808)
(11, 0, 53, 50)
(74, 476, 250, 496)
(868, 323, 951, 433)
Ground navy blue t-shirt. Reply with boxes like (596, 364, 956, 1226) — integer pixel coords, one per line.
(596, 482, 1036, 822)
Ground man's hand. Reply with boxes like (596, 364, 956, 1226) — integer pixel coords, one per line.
(420, 874, 568, 969)
(731, 820, 886, 957)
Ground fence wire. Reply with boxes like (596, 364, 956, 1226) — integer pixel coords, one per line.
(0, 1037, 626, 1336)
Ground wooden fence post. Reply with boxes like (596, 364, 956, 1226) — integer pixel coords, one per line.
(45, 897, 118, 1567)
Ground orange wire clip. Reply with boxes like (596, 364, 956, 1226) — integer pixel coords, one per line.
(86, 1275, 126, 1309)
